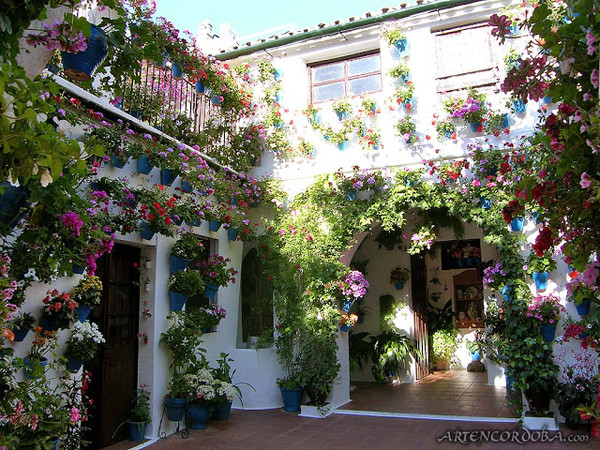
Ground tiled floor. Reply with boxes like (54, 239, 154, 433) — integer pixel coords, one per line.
(342, 370, 516, 418)
(106, 370, 596, 449)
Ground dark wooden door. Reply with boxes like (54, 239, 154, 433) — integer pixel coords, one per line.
(411, 255, 430, 380)
(86, 244, 140, 448)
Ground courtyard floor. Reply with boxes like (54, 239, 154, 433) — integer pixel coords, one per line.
(106, 370, 595, 449)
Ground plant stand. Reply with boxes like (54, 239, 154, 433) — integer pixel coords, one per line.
(157, 403, 189, 440)
(299, 402, 334, 418)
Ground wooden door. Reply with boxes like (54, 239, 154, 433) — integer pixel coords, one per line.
(411, 255, 430, 380)
(86, 244, 140, 448)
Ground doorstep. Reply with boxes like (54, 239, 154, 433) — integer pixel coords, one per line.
(299, 402, 335, 418)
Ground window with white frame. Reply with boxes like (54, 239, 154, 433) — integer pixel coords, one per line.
(309, 52, 382, 103)
(433, 22, 500, 93)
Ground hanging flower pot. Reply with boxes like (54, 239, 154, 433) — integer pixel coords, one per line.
(66, 358, 84, 373)
(340, 298, 354, 313)
(72, 264, 86, 275)
(340, 324, 350, 332)
(335, 111, 348, 121)
(204, 282, 219, 300)
(187, 404, 211, 429)
(170, 255, 191, 274)
(541, 323, 557, 342)
(280, 387, 303, 412)
(469, 350, 481, 361)
(76, 305, 91, 322)
(504, 369, 514, 391)
(395, 282, 404, 290)
(39, 315, 59, 333)
(12, 327, 29, 342)
(394, 38, 409, 55)
(0, 183, 29, 228)
(160, 168, 176, 186)
(542, 96, 553, 104)
(169, 291, 188, 311)
(180, 179, 192, 192)
(513, 99, 526, 114)
(345, 188, 357, 201)
(139, 222, 155, 241)
(575, 298, 591, 316)
(166, 397, 187, 421)
(480, 197, 492, 210)
(110, 153, 128, 168)
(469, 121, 483, 133)
(532, 272, 549, 290)
(136, 155, 154, 175)
(171, 62, 184, 79)
(337, 141, 348, 151)
(228, 227, 239, 241)
(510, 217, 524, 232)
(209, 220, 222, 232)
(501, 285, 512, 302)
(61, 24, 108, 82)
(128, 421, 147, 442)
(24, 356, 48, 379)
(195, 81, 206, 94)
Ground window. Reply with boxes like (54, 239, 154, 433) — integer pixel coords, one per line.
(433, 23, 499, 92)
(241, 248, 273, 344)
(309, 52, 382, 103)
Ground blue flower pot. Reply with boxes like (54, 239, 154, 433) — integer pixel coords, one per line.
(139, 222, 155, 240)
(136, 155, 154, 175)
(181, 180, 192, 192)
(73, 264, 86, 275)
(228, 227, 239, 241)
(541, 323, 557, 342)
(160, 168, 176, 186)
(24, 356, 48, 379)
(543, 96, 553, 104)
(510, 217, 524, 232)
(470, 351, 481, 361)
(393, 38, 409, 55)
(480, 197, 492, 210)
(211, 401, 232, 420)
(186, 404, 211, 429)
(169, 291, 188, 311)
(309, 112, 322, 124)
(340, 324, 350, 332)
(399, 72, 410, 83)
(204, 282, 219, 300)
(469, 122, 482, 133)
(170, 255, 191, 274)
(39, 316, 59, 333)
(335, 110, 348, 121)
(532, 272, 549, 290)
(61, 25, 108, 82)
(395, 282, 404, 290)
(195, 81, 206, 94)
(337, 141, 348, 151)
(166, 398, 187, 421)
(501, 285, 512, 302)
(513, 99, 526, 114)
(190, 218, 203, 227)
(110, 153, 128, 168)
(76, 305, 91, 322)
(171, 63, 183, 79)
(501, 114, 510, 128)
(209, 220, 222, 232)
(12, 328, 29, 342)
(0, 183, 29, 227)
(504, 369, 514, 391)
(345, 189, 357, 201)
(340, 298, 354, 312)
(66, 358, 84, 373)
(280, 387, 303, 412)
(575, 298, 591, 316)
(211, 95, 223, 105)
(128, 421, 146, 441)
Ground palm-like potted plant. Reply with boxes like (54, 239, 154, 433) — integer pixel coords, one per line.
(128, 384, 151, 442)
(389, 267, 410, 290)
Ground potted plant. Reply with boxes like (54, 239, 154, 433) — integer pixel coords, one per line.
(211, 353, 254, 419)
(526, 293, 566, 341)
(9, 312, 35, 342)
(383, 25, 407, 54)
(526, 250, 557, 290)
(168, 270, 205, 311)
(24, 326, 58, 379)
(388, 62, 410, 83)
(431, 328, 458, 370)
(485, 109, 510, 136)
(370, 330, 420, 383)
(165, 371, 189, 422)
(332, 99, 352, 121)
(374, 228, 403, 250)
(187, 304, 227, 332)
(338, 270, 369, 311)
(63, 320, 105, 373)
(566, 273, 597, 316)
(389, 267, 410, 290)
(349, 331, 371, 372)
(171, 232, 206, 273)
(443, 88, 488, 130)
(41, 288, 79, 331)
(395, 116, 418, 143)
(183, 364, 216, 429)
(128, 384, 151, 442)
(195, 255, 237, 300)
(70, 274, 103, 322)
(465, 332, 484, 361)
(339, 313, 358, 332)
(434, 117, 457, 140)
(393, 81, 415, 110)
(137, 186, 177, 238)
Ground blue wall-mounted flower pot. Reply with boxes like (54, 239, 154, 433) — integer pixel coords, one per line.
(575, 298, 591, 316)
(541, 323, 557, 342)
(209, 220, 222, 232)
(195, 81, 206, 94)
(204, 282, 220, 300)
(169, 291, 188, 311)
(532, 271, 549, 290)
(136, 155, 154, 175)
(170, 255, 191, 274)
(510, 217, 524, 232)
(61, 24, 108, 82)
